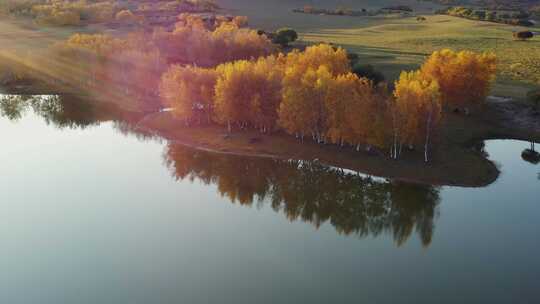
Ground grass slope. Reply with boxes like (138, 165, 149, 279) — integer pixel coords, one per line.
(300, 14, 540, 100)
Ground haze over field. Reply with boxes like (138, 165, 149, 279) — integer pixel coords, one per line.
(1, 1, 539, 303)
(219, 0, 443, 29)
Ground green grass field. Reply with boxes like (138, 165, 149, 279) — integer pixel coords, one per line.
(300, 15, 540, 100)
(3, 0, 540, 101)
(224, 0, 539, 101)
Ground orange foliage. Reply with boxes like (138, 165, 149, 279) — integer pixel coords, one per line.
(420, 49, 497, 110)
(214, 55, 284, 131)
(152, 15, 275, 67)
(278, 44, 355, 141)
(394, 71, 442, 161)
(160, 65, 217, 123)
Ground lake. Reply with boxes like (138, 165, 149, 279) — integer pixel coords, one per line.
(0, 95, 539, 304)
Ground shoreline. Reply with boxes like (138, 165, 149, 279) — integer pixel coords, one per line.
(2, 86, 538, 188)
(133, 100, 540, 188)
(135, 111, 507, 188)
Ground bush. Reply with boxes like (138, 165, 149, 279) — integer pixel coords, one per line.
(351, 64, 385, 85)
(473, 10, 486, 20)
(273, 28, 298, 47)
(513, 31, 534, 41)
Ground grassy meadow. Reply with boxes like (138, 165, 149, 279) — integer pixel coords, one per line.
(301, 15, 540, 100)
(222, 0, 539, 101)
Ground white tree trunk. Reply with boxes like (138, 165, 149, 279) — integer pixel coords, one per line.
(424, 111, 432, 163)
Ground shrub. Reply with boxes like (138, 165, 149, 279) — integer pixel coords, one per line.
(352, 64, 385, 85)
(273, 28, 298, 47)
(513, 31, 534, 41)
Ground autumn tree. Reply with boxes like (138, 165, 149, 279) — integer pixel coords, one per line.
(279, 44, 358, 142)
(153, 17, 274, 67)
(214, 56, 284, 132)
(160, 65, 217, 124)
(211, 22, 275, 65)
(394, 71, 442, 162)
(284, 44, 350, 76)
(279, 66, 333, 142)
(324, 73, 357, 146)
(420, 49, 496, 111)
(344, 78, 389, 152)
(325, 73, 383, 150)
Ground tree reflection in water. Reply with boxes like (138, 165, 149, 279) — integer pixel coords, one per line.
(521, 141, 540, 165)
(164, 143, 441, 247)
(0, 94, 100, 129)
(0, 94, 159, 141)
(0, 94, 441, 247)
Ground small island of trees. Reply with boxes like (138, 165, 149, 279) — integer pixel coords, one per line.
(160, 40, 497, 163)
(0, 7, 506, 181)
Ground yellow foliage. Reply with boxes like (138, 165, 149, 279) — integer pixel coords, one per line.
(394, 70, 442, 150)
(284, 44, 350, 78)
(214, 55, 284, 130)
(279, 65, 333, 137)
(420, 49, 497, 109)
(160, 65, 217, 123)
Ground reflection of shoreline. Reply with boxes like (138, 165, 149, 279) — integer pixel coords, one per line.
(0, 93, 441, 246)
(164, 142, 441, 247)
(0, 93, 500, 187)
(137, 111, 503, 188)
(5, 94, 535, 189)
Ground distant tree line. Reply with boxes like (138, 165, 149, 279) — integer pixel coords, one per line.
(439, 6, 534, 26)
(292, 5, 413, 17)
(0, 0, 219, 26)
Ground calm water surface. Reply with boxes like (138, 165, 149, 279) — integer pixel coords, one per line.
(0, 95, 539, 304)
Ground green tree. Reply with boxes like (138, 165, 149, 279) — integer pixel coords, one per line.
(273, 28, 298, 47)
